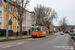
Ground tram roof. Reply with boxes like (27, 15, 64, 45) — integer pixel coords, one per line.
(32, 24, 46, 26)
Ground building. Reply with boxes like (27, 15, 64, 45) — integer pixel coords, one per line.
(4, 0, 17, 32)
(0, 0, 4, 29)
(1, 0, 35, 34)
(30, 11, 35, 25)
(26, 11, 32, 35)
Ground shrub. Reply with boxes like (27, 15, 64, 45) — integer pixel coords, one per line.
(22, 31, 28, 35)
(0, 29, 13, 36)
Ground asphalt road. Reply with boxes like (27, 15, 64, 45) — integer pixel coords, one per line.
(0, 34, 73, 50)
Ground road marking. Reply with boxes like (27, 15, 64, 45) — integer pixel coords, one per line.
(3, 45, 12, 48)
(16, 42, 28, 45)
(17, 42, 24, 45)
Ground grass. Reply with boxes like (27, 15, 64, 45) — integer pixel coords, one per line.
(0, 37, 31, 42)
(47, 33, 55, 36)
(0, 38, 11, 42)
(64, 33, 69, 34)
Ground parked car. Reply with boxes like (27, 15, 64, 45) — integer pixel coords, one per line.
(60, 31, 64, 35)
(69, 31, 73, 36)
(71, 32, 75, 41)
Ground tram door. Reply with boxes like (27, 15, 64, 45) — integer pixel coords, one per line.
(41, 26, 46, 34)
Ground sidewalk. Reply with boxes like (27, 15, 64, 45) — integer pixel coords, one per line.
(0, 35, 31, 40)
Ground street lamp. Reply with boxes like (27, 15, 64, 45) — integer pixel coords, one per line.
(6, 0, 9, 39)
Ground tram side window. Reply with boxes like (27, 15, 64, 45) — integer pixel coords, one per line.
(37, 28, 41, 31)
(32, 28, 35, 31)
(42, 27, 46, 31)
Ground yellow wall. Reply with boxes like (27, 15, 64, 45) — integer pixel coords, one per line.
(4, 2, 17, 32)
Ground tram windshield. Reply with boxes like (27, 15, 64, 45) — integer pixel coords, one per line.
(32, 28, 40, 31)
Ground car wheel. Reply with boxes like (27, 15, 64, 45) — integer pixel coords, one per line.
(71, 37, 73, 39)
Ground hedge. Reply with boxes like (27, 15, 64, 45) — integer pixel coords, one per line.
(0, 29, 13, 36)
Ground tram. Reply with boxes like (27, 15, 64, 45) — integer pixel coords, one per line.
(31, 24, 47, 37)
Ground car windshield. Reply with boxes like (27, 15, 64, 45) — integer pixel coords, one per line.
(73, 33, 75, 36)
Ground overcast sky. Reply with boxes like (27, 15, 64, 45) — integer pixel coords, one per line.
(27, 0, 75, 26)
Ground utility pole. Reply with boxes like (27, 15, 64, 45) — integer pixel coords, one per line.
(6, 0, 9, 39)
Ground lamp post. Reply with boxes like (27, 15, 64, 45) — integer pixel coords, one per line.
(6, 0, 9, 39)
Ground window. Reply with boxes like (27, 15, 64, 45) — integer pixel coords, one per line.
(11, 7, 13, 12)
(0, 11, 2, 17)
(12, 7, 14, 13)
(11, 16, 12, 20)
(14, 8, 15, 13)
(0, 22, 1, 28)
(0, 0, 2, 7)
(10, 26, 12, 30)
(13, 26, 14, 31)
(15, 26, 16, 32)
(12, 0, 16, 2)
(15, 9, 17, 14)
(15, 18, 16, 22)
(13, 17, 14, 22)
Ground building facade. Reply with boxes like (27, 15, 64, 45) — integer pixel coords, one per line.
(0, 0, 4, 29)
(4, 0, 17, 32)
(0, 0, 35, 34)
(30, 12, 35, 25)
(26, 11, 32, 32)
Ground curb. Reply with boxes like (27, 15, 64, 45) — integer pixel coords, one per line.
(0, 37, 31, 42)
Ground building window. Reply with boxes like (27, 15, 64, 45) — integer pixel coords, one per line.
(0, 11, 1, 17)
(14, 8, 15, 13)
(10, 26, 12, 30)
(0, 22, 1, 29)
(0, 0, 2, 7)
(12, 7, 14, 13)
(15, 26, 16, 32)
(15, 9, 17, 14)
(13, 17, 14, 22)
(9, 5, 10, 12)
(13, 26, 14, 31)
(15, 18, 16, 22)
(11, 16, 12, 20)
(11, 7, 13, 12)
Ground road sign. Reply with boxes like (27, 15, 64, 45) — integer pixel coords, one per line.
(8, 19, 12, 25)
(18, 22, 21, 25)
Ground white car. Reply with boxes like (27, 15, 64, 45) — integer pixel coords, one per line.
(60, 31, 64, 35)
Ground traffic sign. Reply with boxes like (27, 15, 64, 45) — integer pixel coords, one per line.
(8, 19, 12, 25)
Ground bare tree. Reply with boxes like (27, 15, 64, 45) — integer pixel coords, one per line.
(59, 17, 68, 32)
(34, 4, 58, 34)
(8, 0, 30, 37)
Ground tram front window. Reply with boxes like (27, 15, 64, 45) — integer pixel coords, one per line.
(32, 28, 40, 31)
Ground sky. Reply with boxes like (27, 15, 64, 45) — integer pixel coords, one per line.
(27, 0, 75, 26)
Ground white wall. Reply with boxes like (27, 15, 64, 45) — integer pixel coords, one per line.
(26, 11, 31, 32)
(0, 0, 4, 29)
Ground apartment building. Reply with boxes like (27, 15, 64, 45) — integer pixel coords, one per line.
(0, 0, 4, 29)
(4, 0, 17, 32)
(0, 0, 35, 34)
(26, 11, 32, 32)
(30, 12, 35, 25)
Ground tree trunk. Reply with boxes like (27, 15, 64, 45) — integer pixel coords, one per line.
(20, 23, 22, 37)
(49, 26, 50, 34)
